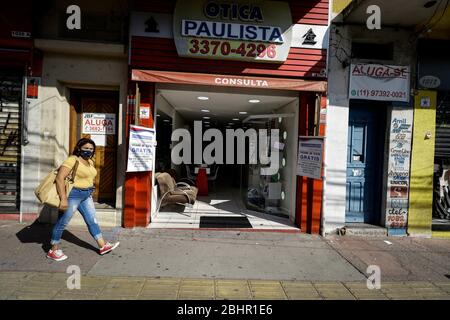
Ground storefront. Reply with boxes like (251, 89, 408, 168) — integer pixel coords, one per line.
(417, 39, 450, 238)
(124, 0, 329, 233)
(345, 63, 413, 236)
(0, 1, 42, 220)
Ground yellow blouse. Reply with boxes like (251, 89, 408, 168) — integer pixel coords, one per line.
(61, 156, 97, 189)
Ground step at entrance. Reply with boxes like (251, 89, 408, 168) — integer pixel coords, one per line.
(341, 223, 388, 237)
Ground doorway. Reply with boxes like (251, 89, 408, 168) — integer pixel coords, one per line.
(151, 84, 299, 230)
(346, 103, 386, 224)
(70, 90, 119, 208)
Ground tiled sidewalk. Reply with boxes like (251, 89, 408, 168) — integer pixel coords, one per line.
(1, 272, 449, 300)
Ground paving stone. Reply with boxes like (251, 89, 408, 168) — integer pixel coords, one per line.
(8, 291, 57, 300)
(380, 282, 410, 288)
(217, 287, 250, 294)
(145, 278, 180, 285)
(178, 293, 214, 300)
(0, 288, 16, 300)
(138, 295, 177, 300)
(422, 296, 450, 300)
(21, 280, 67, 289)
(343, 282, 370, 289)
(405, 282, 438, 288)
(249, 280, 282, 286)
(433, 282, 450, 287)
(81, 277, 111, 286)
(0, 272, 37, 280)
(96, 295, 137, 300)
(181, 279, 215, 286)
(102, 287, 142, 296)
(58, 287, 105, 295)
(324, 296, 356, 300)
(216, 280, 248, 285)
(286, 292, 322, 300)
(355, 295, 389, 300)
(413, 288, 446, 294)
(53, 293, 98, 300)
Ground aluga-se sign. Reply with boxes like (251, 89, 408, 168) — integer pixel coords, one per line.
(173, 0, 293, 63)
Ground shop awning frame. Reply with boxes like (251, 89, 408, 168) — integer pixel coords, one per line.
(131, 69, 327, 93)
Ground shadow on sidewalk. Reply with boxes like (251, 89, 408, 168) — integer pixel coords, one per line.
(16, 219, 99, 253)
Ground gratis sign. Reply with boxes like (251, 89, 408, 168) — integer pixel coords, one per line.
(296, 137, 324, 180)
(349, 64, 410, 103)
(127, 125, 156, 172)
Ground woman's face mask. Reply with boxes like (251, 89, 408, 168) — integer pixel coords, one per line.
(80, 150, 93, 158)
(79, 144, 94, 158)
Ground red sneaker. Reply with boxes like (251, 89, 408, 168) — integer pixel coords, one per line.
(46, 249, 68, 261)
(99, 242, 120, 255)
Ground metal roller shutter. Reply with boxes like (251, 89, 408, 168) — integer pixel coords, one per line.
(0, 74, 22, 213)
(435, 92, 450, 159)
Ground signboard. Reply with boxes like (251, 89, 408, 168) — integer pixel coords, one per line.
(82, 113, 116, 135)
(173, 0, 293, 63)
(132, 69, 327, 92)
(129, 12, 174, 39)
(26, 77, 40, 99)
(127, 125, 156, 172)
(139, 106, 151, 119)
(296, 137, 323, 179)
(291, 24, 329, 50)
(349, 64, 410, 103)
(385, 108, 413, 229)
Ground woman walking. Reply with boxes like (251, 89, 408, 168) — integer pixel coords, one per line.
(47, 138, 119, 261)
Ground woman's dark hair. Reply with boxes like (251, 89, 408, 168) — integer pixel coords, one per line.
(72, 138, 96, 158)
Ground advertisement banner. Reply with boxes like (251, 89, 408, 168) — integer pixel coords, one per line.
(296, 137, 324, 180)
(127, 125, 156, 172)
(173, 0, 293, 63)
(82, 113, 116, 135)
(385, 108, 413, 229)
(349, 64, 410, 103)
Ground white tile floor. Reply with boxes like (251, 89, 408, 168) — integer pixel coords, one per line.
(149, 186, 299, 231)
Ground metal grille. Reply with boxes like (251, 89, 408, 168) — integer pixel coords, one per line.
(0, 74, 22, 212)
(435, 92, 450, 159)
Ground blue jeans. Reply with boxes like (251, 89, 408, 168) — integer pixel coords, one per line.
(50, 187, 102, 245)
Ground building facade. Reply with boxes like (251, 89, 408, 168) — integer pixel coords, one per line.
(325, 0, 450, 238)
(0, 0, 331, 234)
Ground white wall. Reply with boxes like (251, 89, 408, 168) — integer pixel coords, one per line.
(36, 43, 128, 227)
(276, 99, 299, 222)
(20, 92, 42, 217)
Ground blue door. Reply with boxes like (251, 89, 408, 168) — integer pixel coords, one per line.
(346, 108, 382, 223)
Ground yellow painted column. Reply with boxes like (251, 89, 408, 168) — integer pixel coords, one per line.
(332, 0, 353, 14)
(407, 90, 437, 237)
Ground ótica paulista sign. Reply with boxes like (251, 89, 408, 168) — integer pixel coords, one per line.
(173, 0, 293, 63)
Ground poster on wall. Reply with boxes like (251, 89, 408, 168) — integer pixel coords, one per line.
(296, 136, 323, 180)
(82, 113, 116, 135)
(349, 64, 410, 103)
(127, 125, 156, 172)
(385, 108, 413, 229)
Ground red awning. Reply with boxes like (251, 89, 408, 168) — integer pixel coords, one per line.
(132, 69, 327, 92)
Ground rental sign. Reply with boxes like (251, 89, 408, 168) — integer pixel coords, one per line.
(349, 64, 411, 103)
(173, 0, 292, 63)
